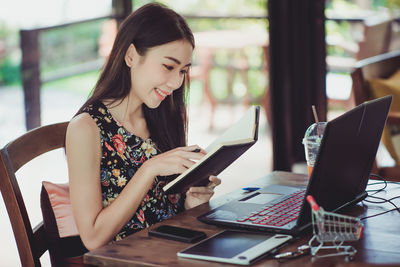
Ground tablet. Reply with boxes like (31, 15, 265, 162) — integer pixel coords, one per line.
(177, 230, 292, 265)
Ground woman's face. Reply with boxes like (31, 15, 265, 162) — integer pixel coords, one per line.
(126, 40, 193, 109)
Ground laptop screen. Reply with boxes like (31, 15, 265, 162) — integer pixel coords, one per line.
(298, 96, 391, 225)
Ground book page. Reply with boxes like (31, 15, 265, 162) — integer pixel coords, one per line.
(163, 105, 259, 193)
(205, 106, 256, 153)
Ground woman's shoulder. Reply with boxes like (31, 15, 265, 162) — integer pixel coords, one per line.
(67, 113, 99, 140)
(66, 113, 102, 165)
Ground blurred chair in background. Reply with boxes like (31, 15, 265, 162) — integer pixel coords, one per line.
(356, 17, 392, 60)
(327, 16, 394, 110)
(192, 30, 269, 131)
(351, 50, 400, 181)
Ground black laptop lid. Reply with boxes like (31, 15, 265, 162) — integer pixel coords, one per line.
(298, 95, 392, 226)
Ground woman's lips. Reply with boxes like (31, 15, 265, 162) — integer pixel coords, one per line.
(155, 88, 170, 100)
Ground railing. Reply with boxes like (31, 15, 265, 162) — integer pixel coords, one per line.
(20, 0, 132, 130)
(20, 2, 397, 130)
(20, 8, 270, 130)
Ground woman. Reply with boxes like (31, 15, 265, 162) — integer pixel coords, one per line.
(66, 3, 221, 251)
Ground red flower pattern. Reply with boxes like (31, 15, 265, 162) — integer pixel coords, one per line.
(84, 102, 184, 241)
(168, 194, 180, 204)
(105, 141, 114, 151)
(137, 209, 145, 223)
(112, 134, 126, 154)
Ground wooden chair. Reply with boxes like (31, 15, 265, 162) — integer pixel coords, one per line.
(327, 17, 393, 110)
(351, 50, 400, 181)
(191, 30, 270, 131)
(0, 122, 68, 266)
(356, 17, 392, 61)
(327, 17, 393, 72)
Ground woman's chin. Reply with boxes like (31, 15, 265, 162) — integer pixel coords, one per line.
(144, 100, 162, 109)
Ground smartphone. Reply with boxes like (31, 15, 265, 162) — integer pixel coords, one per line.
(148, 225, 207, 243)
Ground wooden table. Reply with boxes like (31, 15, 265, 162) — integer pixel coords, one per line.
(84, 171, 400, 266)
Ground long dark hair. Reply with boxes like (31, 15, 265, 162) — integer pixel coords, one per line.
(78, 3, 195, 153)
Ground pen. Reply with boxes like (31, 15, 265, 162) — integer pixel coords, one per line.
(242, 187, 260, 192)
(273, 244, 310, 259)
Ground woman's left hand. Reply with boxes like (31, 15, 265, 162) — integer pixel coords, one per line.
(184, 176, 221, 209)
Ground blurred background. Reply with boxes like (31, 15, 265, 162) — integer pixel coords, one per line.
(1, 0, 399, 265)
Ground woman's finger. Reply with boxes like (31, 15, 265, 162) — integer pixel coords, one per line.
(182, 145, 203, 152)
(188, 186, 214, 194)
(188, 192, 213, 199)
(183, 145, 207, 155)
(208, 176, 221, 188)
(180, 158, 196, 169)
(182, 150, 206, 160)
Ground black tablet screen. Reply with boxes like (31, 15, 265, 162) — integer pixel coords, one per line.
(181, 230, 274, 258)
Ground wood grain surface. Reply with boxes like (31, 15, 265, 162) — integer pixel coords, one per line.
(84, 171, 400, 267)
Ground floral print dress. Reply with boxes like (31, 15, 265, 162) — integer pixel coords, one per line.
(83, 101, 185, 240)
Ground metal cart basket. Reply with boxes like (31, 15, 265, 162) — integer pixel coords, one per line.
(306, 195, 363, 259)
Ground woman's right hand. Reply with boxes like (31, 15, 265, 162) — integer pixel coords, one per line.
(143, 145, 206, 177)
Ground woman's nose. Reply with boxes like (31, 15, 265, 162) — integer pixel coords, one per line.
(167, 73, 184, 89)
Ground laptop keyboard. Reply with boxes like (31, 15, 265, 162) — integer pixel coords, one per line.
(236, 189, 306, 227)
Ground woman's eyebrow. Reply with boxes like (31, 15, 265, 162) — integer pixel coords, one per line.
(164, 56, 191, 67)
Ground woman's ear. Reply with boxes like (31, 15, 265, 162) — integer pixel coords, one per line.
(125, 43, 137, 67)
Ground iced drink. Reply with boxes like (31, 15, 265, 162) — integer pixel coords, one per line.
(302, 122, 326, 177)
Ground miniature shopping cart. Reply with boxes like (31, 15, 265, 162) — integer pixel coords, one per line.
(306, 195, 363, 260)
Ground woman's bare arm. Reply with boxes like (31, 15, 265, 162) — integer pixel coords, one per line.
(66, 113, 156, 250)
(66, 113, 205, 250)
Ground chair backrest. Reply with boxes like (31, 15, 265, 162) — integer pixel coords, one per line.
(356, 18, 392, 61)
(0, 122, 68, 267)
(351, 50, 400, 106)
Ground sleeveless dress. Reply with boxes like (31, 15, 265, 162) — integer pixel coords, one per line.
(83, 101, 185, 240)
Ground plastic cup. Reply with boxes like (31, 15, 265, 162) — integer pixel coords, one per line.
(302, 122, 327, 177)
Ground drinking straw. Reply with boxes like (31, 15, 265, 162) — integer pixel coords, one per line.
(312, 105, 319, 124)
(312, 105, 321, 137)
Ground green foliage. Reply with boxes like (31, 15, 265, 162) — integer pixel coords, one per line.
(375, 0, 400, 9)
(325, 0, 399, 58)
(0, 22, 21, 85)
(0, 56, 20, 85)
(42, 70, 100, 96)
(210, 68, 228, 100)
(40, 19, 105, 75)
(326, 0, 358, 10)
(188, 79, 204, 105)
(156, 0, 267, 15)
(187, 18, 267, 34)
(133, 0, 268, 32)
(248, 69, 267, 100)
(325, 20, 354, 57)
(133, 0, 154, 7)
(327, 0, 399, 12)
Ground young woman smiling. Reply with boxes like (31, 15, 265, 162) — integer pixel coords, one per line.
(66, 3, 220, 251)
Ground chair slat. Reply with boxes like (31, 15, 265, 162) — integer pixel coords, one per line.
(0, 122, 69, 266)
(0, 153, 38, 266)
(6, 122, 68, 172)
(33, 222, 49, 258)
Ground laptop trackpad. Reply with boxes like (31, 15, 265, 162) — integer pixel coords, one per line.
(259, 184, 302, 195)
(240, 193, 281, 204)
(240, 185, 302, 204)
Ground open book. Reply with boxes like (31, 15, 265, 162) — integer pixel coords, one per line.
(163, 105, 260, 194)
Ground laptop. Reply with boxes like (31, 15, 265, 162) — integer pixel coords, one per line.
(198, 95, 392, 236)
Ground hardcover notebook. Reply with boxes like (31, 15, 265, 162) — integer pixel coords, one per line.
(198, 95, 392, 236)
(163, 105, 260, 194)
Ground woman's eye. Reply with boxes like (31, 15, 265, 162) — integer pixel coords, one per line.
(163, 65, 173, 71)
(180, 69, 188, 75)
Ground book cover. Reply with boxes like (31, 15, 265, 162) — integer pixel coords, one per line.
(163, 105, 260, 194)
